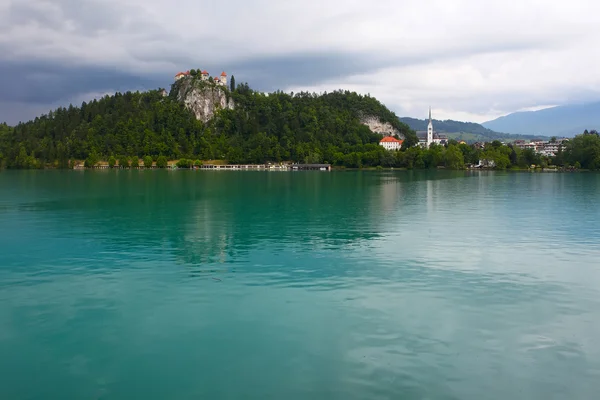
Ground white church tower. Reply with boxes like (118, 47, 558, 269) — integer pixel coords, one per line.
(427, 107, 433, 147)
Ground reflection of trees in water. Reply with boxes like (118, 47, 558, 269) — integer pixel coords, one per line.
(11, 170, 472, 269)
(173, 170, 471, 267)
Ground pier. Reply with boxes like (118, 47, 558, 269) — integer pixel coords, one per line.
(76, 163, 331, 171)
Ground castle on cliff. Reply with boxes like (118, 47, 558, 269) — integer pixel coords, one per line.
(174, 70, 227, 86)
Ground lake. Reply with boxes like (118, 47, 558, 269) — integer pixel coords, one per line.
(1, 170, 600, 399)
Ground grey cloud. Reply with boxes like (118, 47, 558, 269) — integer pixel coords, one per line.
(7, 0, 123, 36)
(0, 59, 162, 107)
(1, 0, 599, 124)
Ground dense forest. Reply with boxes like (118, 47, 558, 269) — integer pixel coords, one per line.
(0, 82, 599, 170)
(0, 83, 417, 168)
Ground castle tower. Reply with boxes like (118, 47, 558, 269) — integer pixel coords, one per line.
(220, 71, 227, 86)
(427, 107, 433, 147)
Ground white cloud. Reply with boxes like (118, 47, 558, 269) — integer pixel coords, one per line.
(1, 0, 599, 123)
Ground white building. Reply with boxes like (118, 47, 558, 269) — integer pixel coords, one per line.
(418, 108, 446, 147)
(220, 71, 227, 86)
(427, 107, 433, 147)
(379, 136, 404, 150)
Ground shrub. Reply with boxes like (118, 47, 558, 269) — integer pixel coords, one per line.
(176, 159, 193, 168)
(143, 156, 153, 168)
(131, 158, 139, 168)
(156, 156, 168, 168)
(118, 155, 130, 168)
(84, 152, 99, 168)
(108, 155, 116, 168)
(194, 159, 203, 167)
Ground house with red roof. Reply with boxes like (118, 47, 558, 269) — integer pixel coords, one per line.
(174, 70, 191, 81)
(379, 136, 404, 151)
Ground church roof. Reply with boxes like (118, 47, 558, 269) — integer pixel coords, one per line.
(220, 71, 227, 77)
(416, 132, 447, 140)
(201, 70, 209, 75)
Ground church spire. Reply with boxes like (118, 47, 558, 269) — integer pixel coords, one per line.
(429, 106, 432, 123)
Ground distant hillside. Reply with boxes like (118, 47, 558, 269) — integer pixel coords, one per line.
(482, 102, 600, 137)
(400, 117, 548, 142)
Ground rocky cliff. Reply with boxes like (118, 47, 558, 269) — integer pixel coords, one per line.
(171, 78, 234, 123)
(361, 116, 404, 138)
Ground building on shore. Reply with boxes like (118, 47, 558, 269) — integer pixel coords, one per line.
(418, 108, 447, 147)
(379, 136, 404, 150)
(513, 138, 569, 156)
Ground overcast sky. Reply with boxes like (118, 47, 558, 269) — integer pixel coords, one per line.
(1, 0, 599, 125)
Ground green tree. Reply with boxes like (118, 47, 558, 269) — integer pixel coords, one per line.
(194, 159, 203, 167)
(143, 156, 153, 168)
(118, 155, 130, 168)
(131, 157, 139, 168)
(230, 75, 236, 92)
(564, 132, 600, 169)
(444, 144, 465, 169)
(108, 155, 116, 168)
(84, 151, 99, 168)
(156, 155, 168, 168)
(176, 159, 193, 168)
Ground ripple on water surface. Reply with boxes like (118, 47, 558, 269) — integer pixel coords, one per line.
(1, 170, 600, 399)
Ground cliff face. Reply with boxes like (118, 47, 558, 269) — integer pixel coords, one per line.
(172, 78, 234, 123)
(361, 116, 404, 138)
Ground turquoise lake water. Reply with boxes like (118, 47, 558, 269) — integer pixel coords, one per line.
(1, 170, 600, 399)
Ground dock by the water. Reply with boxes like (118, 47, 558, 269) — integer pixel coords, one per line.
(199, 163, 331, 171)
(76, 163, 331, 171)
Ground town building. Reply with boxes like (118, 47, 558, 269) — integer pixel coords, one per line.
(379, 136, 404, 150)
(513, 138, 569, 156)
(418, 108, 447, 147)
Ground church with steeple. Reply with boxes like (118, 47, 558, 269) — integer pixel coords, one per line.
(418, 107, 447, 148)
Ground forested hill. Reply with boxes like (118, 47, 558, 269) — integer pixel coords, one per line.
(400, 117, 549, 142)
(0, 84, 417, 168)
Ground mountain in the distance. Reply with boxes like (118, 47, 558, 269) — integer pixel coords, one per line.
(482, 101, 600, 137)
(399, 117, 548, 142)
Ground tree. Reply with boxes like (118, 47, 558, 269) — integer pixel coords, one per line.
(118, 155, 130, 168)
(131, 157, 139, 168)
(143, 156, 153, 168)
(156, 155, 168, 168)
(444, 145, 465, 169)
(194, 159, 203, 167)
(564, 132, 600, 169)
(176, 159, 193, 168)
(230, 75, 236, 92)
(108, 155, 116, 168)
(550, 136, 557, 143)
(84, 151, 99, 168)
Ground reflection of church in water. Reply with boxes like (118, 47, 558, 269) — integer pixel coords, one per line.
(417, 108, 448, 148)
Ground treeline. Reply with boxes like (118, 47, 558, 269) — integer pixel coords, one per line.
(0, 85, 417, 169)
(0, 83, 599, 170)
